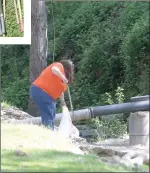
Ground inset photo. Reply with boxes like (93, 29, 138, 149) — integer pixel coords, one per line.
(0, 0, 24, 37)
(0, 0, 31, 44)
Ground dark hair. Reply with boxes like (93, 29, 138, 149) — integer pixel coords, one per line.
(60, 60, 74, 84)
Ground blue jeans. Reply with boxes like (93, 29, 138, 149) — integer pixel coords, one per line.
(30, 84, 56, 130)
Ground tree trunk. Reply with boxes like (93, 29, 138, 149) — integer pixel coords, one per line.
(28, 0, 48, 117)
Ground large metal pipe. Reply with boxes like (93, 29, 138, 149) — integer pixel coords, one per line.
(8, 108, 91, 125)
(91, 100, 149, 118)
(130, 95, 149, 102)
(8, 100, 149, 125)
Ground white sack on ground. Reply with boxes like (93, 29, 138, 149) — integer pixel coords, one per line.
(58, 106, 79, 138)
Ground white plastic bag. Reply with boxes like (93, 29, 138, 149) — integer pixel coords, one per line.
(58, 106, 72, 138)
(72, 124, 79, 138)
(58, 106, 80, 138)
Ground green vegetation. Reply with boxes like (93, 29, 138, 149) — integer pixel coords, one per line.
(93, 116, 127, 140)
(1, 1, 149, 111)
(47, 1, 149, 109)
(92, 87, 127, 139)
(4, 0, 23, 37)
(1, 45, 29, 110)
(1, 101, 11, 108)
(2, 149, 133, 172)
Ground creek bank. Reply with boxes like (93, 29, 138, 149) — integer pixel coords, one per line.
(1, 104, 149, 170)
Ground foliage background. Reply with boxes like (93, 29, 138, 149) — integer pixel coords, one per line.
(1, 1, 149, 114)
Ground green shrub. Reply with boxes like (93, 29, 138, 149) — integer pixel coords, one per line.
(93, 116, 127, 140)
(5, 0, 23, 37)
(2, 77, 29, 111)
(92, 86, 127, 140)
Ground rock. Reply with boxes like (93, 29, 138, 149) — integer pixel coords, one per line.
(14, 150, 28, 157)
(80, 129, 97, 138)
(1, 106, 33, 122)
(78, 137, 149, 168)
(71, 136, 87, 145)
(79, 143, 125, 157)
(75, 125, 92, 130)
(75, 124, 98, 138)
(122, 151, 149, 167)
(100, 155, 119, 165)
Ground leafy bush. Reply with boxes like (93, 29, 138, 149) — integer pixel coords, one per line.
(1, 45, 29, 111)
(93, 116, 127, 140)
(92, 86, 127, 140)
(5, 0, 23, 37)
(1, 2, 149, 117)
(46, 1, 149, 114)
(2, 77, 29, 111)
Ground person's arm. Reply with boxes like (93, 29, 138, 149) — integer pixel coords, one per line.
(59, 93, 67, 108)
(51, 66, 68, 84)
